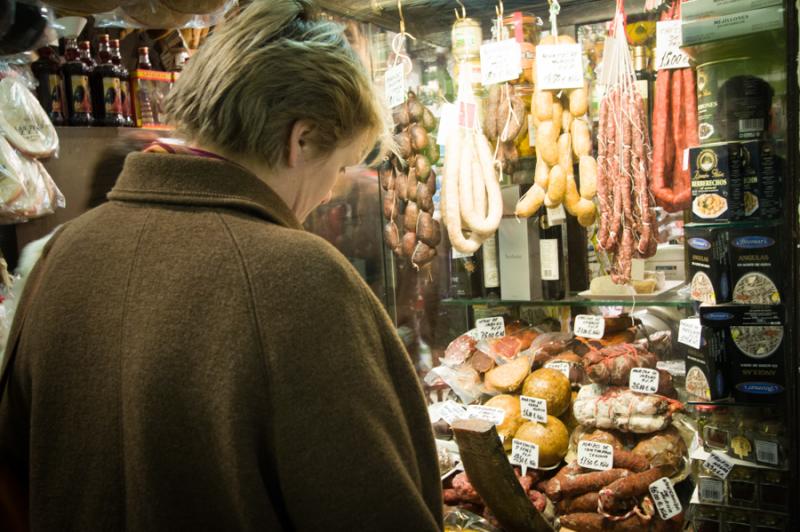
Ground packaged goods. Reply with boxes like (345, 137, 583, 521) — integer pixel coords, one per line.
(729, 227, 781, 305)
(685, 326, 728, 401)
(689, 143, 744, 223)
(739, 140, 782, 220)
(681, 0, 782, 21)
(681, 7, 784, 46)
(686, 226, 730, 305)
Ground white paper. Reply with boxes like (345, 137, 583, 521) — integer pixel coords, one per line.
(649, 477, 682, 520)
(629, 367, 660, 394)
(546, 204, 567, 226)
(385, 63, 406, 109)
(475, 316, 505, 340)
(577, 440, 614, 471)
(678, 318, 703, 349)
(698, 477, 725, 503)
(655, 20, 691, 70)
(539, 239, 560, 281)
(436, 103, 457, 146)
(755, 439, 780, 465)
(536, 43, 584, 90)
(545, 360, 571, 380)
(520, 396, 548, 423)
(704, 450, 735, 479)
(574, 314, 605, 339)
(480, 39, 522, 85)
(631, 259, 646, 281)
(439, 401, 468, 425)
(510, 438, 539, 475)
(466, 405, 505, 426)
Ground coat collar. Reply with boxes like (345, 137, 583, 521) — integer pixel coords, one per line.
(108, 152, 304, 230)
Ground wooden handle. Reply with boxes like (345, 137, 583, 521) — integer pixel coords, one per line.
(452, 419, 554, 532)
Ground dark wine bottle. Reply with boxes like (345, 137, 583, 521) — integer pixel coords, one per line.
(449, 245, 482, 299)
(538, 209, 566, 300)
(481, 233, 501, 299)
(90, 35, 125, 127)
(31, 46, 65, 125)
(62, 37, 93, 126)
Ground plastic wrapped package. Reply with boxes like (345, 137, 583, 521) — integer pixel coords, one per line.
(0, 76, 59, 158)
(94, 0, 236, 29)
(425, 364, 484, 405)
(0, 137, 64, 223)
(443, 508, 502, 532)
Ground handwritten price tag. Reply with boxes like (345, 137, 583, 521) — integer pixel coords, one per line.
(439, 401, 468, 425)
(480, 39, 522, 85)
(649, 477, 682, 520)
(466, 405, 505, 426)
(704, 451, 734, 479)
(678, 318, 703, 349)
(545, 360, 571, 380)
(536, 43, 584, 91)
(511, 438, 539, 475)
(574, 315, 605, 339)
(385, 63, 406, 109)
(577, 441, 614, 471)
(629, 367, 660, 394)
(475, 316, 506, 340)
(520, 396, 548, 423)
(655, 20, 691, 70)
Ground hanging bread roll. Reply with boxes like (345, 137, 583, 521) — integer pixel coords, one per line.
(0, 78, 59, 158)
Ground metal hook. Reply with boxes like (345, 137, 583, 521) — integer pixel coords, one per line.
(495, 0, 504, 20)
(455, 0, 466, 20)
(397, 0, 406, 36)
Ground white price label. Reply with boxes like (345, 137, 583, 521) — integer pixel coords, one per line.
(440, 401, 468, 425)
(480, 39, 522, 85)
(574, 315, 605, 339)
(678, 318, 703, 349)
(631, 259, 646, 281)
(577, 441, 614, 471)
(629, 367, 660, 394)
(475, 316, 505, 340)
(510, 438, 539, 475)
(655, 20, 691, 70)
(520, 396, 548, 423)
(536, 43, 584, 91)
(466, 405, 505, 426)
(649, 477, 682, 520)
(704, 451, 735, 479)
(546, 204, 567, 226)
(698, 477, 725, 503)
(385, 63, 406, 109)
(545, 360, 571, 380)
(755, 439, 780, 465)
(436, 103, 457, 146)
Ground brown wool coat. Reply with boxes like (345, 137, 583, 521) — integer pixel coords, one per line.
(0, 153, 443, 531)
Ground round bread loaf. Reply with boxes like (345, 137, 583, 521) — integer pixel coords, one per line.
(0, 137, 27, 208)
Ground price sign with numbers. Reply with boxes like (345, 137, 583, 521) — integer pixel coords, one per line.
(704, 451, 734, 479)
(574, 315, 605, 339)
(475, 317, 505, 340)
(520, 396, 548, 423)
(678, 318, 703, 349)
(629, 368, 660, 394)
(577, 441, 614, 471)
(480, 39, 522, 85)
(536, 43, 584, 91)
(755, 439, 780, 466)
(466, 405, 505, 426)
(698, 477, 724, 503)
(511, 438, 539, 475)
(655, 20, 691, 70)
(385, 63, 406, 109)
(649, 477, 682, 520)
(545, 361, 571, 380)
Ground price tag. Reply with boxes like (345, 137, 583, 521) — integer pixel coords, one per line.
(629, 367, 660, 394)
(755, 439, 780, 465)
(678, 318, 703, 349)
(510, 438, 539, 475)
(574, 314, 605, 339)
(535, 43, 584, 91)
(520, 396, 548, 423)
(466, 405, 505, 426)
(704, 451, 735, 479)
(545, 360, 571, 380)
(649, 477, 682, 520)
(631, 259, 646, 281)
(655, 20, 691, 70)
(577, 441, 614, 471)
(385, 63, 406, 109)
(440, 401, 468, 425)
(437, 103, 457, 146)
(475, 316, 505, 340)
(480, 39, 522, 85)
(546, 204, 567, 226)
(698, 477, 725, 503)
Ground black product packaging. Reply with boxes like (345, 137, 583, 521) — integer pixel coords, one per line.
(700, 304, 786, 403)
(690, 143, 744, 223)
(729, 227, 782, 305)
(740, 140, 782, 220)
(686, 226, 730, 305)
(685, 326, 729, 401)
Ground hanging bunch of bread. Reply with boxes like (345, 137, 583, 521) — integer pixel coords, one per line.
(515, 34, 598, 229)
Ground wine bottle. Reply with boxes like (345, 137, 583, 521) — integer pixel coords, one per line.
(482, 233, 501, 299)
(449, 244, 482, 299)
(62, 37, 93, 126)
(31, 46, 65, 125)
(90, 35, 125, 127)
(539, 209, 566, 300)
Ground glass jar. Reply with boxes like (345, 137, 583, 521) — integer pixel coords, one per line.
(451, 17, 482, 61)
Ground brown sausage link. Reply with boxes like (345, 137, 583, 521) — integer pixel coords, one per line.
(551, 468, 630, 501)
(598, 465, 673, 510)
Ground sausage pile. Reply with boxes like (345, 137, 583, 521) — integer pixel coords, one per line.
(649, 4, 700, 213)
(515, 34, 598, 228)
(381, 91, 441, 268)
(595, 19, 657, 285)
(484, 83, 527, 176)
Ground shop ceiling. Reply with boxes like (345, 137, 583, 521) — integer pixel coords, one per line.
(318, 0, 650, 48)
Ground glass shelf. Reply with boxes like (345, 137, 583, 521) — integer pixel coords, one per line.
(442, 292, 694, 308)
(686, 219, 783, 230)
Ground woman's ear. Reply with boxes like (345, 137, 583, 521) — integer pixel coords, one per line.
(287, 120, 316, 168)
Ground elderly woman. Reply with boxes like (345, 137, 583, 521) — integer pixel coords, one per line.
(0, 1, 442, 530)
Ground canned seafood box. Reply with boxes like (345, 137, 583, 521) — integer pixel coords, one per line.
(685, 326, 729, 401)
(739, 141, 782, 220)
(690, 143, 744, 223)
(686, 226, 730, 305)
(729, 227, 782, 305)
